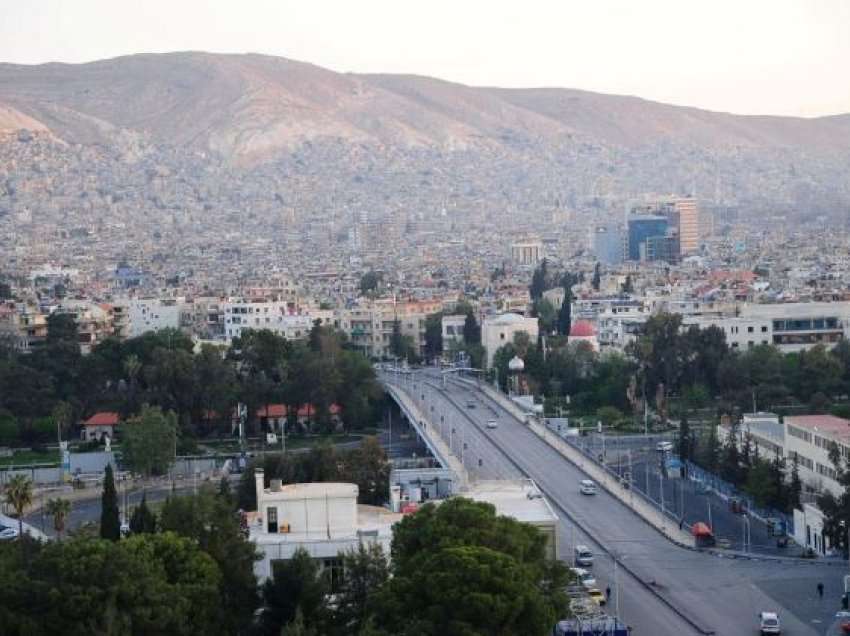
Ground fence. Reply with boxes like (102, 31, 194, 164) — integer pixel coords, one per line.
(684, 460, 794, 534)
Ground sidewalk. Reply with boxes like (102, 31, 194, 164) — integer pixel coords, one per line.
(468, 379, 694, 547)
(384, 380, 470, 491)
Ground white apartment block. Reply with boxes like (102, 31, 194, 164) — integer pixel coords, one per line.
(685, 302, 850, 353)
(122, 298, 184, 339)
(784, 415, 849, 498)
(333, 299, 442, 359)
(481, 313, 539, 368)
(441, 314, 466, 347)
(223, 299, 314, 342)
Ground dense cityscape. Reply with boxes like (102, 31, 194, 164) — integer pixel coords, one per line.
(3, 3, 850, 635)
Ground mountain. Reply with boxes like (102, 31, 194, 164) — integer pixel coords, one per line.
(1, 51, 849, 163)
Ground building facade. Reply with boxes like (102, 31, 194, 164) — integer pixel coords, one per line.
(481, 313, 539, 368)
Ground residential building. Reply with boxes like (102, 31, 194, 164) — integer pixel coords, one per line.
(441, 314, 467, 348)
(784, 415, 849, 498)
(223, 299, 313, 342)
(481, 313, 539, 368)
(121, 298, 183, 338)
(81, 412, 121, 441)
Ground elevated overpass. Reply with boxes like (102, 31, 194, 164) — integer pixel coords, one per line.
(377, 365, 845, 636)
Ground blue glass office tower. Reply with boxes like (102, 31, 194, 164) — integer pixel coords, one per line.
(627, 215, 668, 261)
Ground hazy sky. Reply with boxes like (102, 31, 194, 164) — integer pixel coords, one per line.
(2, 0, 849, 117)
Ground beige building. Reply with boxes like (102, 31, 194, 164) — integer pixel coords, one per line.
(672, 197, 699, 254)
(482, 313, 539, 368)
(334, 298, 442, 359)
(511, 238, 544, 266)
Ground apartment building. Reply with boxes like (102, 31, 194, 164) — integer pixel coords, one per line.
(784, 415, 849, 498)
(119, 298, 184, 339)
(685, 302, 850, 353)
(334, 299, 442, 359)
(223, 299, 314, 342)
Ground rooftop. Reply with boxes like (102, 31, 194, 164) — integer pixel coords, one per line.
(464, 479, 558, 526)
(786, 415, 850, 441)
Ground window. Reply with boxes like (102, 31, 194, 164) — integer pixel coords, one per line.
(323, 557, 345, 593)
(761, 325, 768, 333)
(747, 326, 754, 333)
(267, 506, 278, 533)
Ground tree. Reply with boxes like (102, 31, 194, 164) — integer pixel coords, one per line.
(554, 272, 576, 337)
(332, 542, 390, 634)
(121, 405, 177, 477)
(591, 262, 601, 291)
(677, 411, 692, 463)
(159, 488, 260, 633)
(0, 533, 222, 635)
(462, 310, 480, 345)
(789, 454, 802, 512)
(3, 475, 32, 545)
(359, 271, 382, 296)
(45, 498, 71, 541)
(100, 464, 121, 541)
(259, 547, 328, 636)
(529, 259, 549, 301)
(129, 493, 157, 534)
(595, 406, 623, 428)
(423, 312, 444, 361)
(379, 497, 569, 635)
(343, 436, 391, 506)
(622, 274, 634, 294)
(535, 298, 557, 335)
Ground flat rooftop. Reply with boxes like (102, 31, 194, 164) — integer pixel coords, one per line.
(464, 479, 558, 526)
(786, 415, 850, 442)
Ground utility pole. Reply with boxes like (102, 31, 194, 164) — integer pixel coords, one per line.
(614, 554, 621, 620)
(659, 471, 665, 516)
(707, 500, 713, 530)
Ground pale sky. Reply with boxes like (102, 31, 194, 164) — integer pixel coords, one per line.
(1, 0, 849, 117)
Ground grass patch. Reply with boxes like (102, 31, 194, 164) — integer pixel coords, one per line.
(0, 449, 59, 468)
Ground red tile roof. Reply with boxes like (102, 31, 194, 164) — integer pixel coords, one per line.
(256, 404, 342, 418)
(84, 412, 120, 427)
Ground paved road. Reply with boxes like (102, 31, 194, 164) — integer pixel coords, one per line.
(391, 370, 849, 636)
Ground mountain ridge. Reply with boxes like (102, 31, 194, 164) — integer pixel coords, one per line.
(1, 51, 849, 163)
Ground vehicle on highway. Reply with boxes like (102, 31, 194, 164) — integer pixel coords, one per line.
(486, 419, 498, 429)
(758, 611, 781, 634)
(656, 440, 673, 452)
(466, 400, 476, 408)
(587, 588, 607, 606)
(570, 567, 597, 588)
(580, 479, 597, 495)
(575, 545, 594, 566)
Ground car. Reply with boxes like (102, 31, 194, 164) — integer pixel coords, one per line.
(486, 419, 498, 429)
(759, 611, 781, 634)
(656, 440, 673, 452)
(466, 400, 476, 408)
(570, 567, 597, 588)
(0, 523, 18, 540)
(587, 588, 607, 606)
(575, 545, 594, 567)
(580, 479, 597, 495)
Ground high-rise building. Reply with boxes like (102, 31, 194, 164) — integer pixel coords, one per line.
(592, 226, 624, 265)
(671, 197, 699, 253)
(627, 215, 668, 261)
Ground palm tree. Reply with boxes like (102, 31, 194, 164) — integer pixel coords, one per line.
(4, 475, 33, 544)
(45, 497, 71, 540)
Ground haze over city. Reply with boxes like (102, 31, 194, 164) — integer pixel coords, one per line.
(2, 2, 850, 636)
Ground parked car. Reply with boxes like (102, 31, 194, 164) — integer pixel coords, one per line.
(587, 588, 607, 606)
(0, 523, 18, 540)
(575, 545, 594, 567)
(580, 479, 597, 495)
(570, 567, 597, 588)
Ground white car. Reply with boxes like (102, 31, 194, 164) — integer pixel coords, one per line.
(0, 523, 18, 540)
(580, 479, 597, 495)
(656, 440, 673, 453)
(759, 611, 780, 634)
(570, 567, 597, 588)
(486, 419, 498, 429)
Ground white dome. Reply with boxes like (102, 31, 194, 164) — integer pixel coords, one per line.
(508, 355, 525, 372)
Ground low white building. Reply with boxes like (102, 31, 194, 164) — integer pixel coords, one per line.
(441, 314, 467, 348)
(481, 313, 539, 368)
(249, 470, 402, 582)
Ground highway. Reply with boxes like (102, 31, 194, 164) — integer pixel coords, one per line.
(390, 369, 848, 636)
